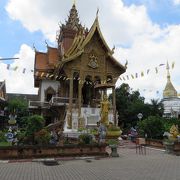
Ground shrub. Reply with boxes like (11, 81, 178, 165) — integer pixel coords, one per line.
(0, 131, 7, 142)
(25, 115, 45, 144)
(108, 125, 121, 131)
(16, 131, 26, 145)
(164, 118, 180, 132)
(34, 129, 51, 145)
(108, 139, 119, 146)
(79, 133, 92, 144)
(137, 116, 165, 139)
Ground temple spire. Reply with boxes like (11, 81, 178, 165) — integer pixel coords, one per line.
(73, 0, 76, 5)
(163, 61, 177, 98)
(166, 61, 171, 81)
(64, 3, 82, 31)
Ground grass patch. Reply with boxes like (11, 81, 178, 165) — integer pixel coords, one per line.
(0, 142, 12, 147)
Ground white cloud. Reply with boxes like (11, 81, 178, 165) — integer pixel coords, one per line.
(4, 0, 180, 100)
(174, 0, 180, 5)
(0, 44, 38, 94)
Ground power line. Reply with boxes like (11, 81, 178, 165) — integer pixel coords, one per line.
(0, 58, 19, 61)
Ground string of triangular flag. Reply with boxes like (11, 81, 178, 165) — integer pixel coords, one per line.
(3, 61, 175, 83)
(6, 64, 34, 74)
(118, 62, 175, 82)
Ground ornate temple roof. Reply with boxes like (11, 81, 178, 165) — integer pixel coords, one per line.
(34, 4, 126, 86)
(57, 15, 125, 71)
(163, 62, 177, 98)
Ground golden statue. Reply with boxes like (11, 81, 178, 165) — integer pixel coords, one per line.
(100, 94, 110, 126)
(170, 124, 179, 138)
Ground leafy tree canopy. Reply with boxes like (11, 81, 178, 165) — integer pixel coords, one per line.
(114, 83, 164, 131)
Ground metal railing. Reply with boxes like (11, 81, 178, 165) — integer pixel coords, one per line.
(29, 101, 49, 108)
(29, 97, 78, 108)
(50, 97, 78, 106)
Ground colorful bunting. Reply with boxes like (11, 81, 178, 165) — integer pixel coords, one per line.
(49, 74, 54, 78)
(23, 68, 26, 74)
(155, 67, 158, 74)
(141, 71, 144, 77)
(2, 61, 176, 85)
(40, 72, 44, 77)
(14, 66, 18, 71)
(35, 72, 39, 76)
(135, 73, 138, 78)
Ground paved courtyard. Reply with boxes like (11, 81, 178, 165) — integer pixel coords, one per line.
(0, 147, 180, 180)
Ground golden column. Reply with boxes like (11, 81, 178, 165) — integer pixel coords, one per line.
(112, 86, 117, 125)
(78, 78, 83, 117)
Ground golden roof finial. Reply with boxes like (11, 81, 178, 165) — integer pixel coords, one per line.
(73, 0, 76, 5)
(166, 61, 170, 80)
(96, 8, 99, 17)
(33, 43, 37, 52)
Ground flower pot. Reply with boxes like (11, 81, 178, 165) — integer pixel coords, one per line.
(109, 144, 119, 157)
(163, 142, 174, 154)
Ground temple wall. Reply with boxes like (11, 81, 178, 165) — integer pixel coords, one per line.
(162, 97, 180, 118)
(39, 80, 60, 101)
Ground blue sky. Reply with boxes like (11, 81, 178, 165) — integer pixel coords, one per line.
(123, 0, 180, 25)
(0, 0, 179, 100)
(0, 0, 45, 59)
(0, 0, 179, 58)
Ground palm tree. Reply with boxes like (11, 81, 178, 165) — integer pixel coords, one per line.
(150, 99, 164, 116)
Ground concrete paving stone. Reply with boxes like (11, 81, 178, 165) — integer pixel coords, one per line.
(0, 147, 180, 180)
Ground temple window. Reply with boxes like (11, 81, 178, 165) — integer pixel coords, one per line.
(45, 87, 56, 102)
(107, 75, 113, 83)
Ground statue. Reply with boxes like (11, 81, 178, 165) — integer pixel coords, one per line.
(170, 124, 179, 138)
(100, 94, 110, 126)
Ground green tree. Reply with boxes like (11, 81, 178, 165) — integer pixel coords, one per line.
(7, 97, 29, 127)
(149, 99, 164, 117)
(25, 115, 45, 144)
(137, 116, 165, 139)
(114, 83, 163, 131)
(115, 84, 147, 130)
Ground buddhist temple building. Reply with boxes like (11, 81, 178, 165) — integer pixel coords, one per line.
(162, 62, 180, 118)
(29, 3, 126, 129)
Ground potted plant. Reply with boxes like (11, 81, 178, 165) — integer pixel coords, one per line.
(163, 138, 175, 154)
(108, 139, 119, 157)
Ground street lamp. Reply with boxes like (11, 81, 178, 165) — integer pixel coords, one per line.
(137, 113, 143, 121)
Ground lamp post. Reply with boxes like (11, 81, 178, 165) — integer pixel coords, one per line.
(137, 113, 143, 121)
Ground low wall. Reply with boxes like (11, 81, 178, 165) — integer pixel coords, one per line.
(146, 139, 180, 155)
(174, 142, 180, 155)
(0, 144, 108, 160)
(146, 139, 164, 149)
